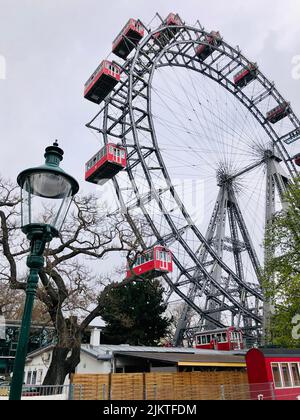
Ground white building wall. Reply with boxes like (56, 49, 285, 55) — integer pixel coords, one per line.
(24, 351, 53, 386)
(24, 349, 111, 386)
(75, 352, 111, 374)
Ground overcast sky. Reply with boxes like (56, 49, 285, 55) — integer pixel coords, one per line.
(0, 0, 299, 190)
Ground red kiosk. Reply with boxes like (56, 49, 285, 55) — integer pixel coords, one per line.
(246, 348, 300, 400)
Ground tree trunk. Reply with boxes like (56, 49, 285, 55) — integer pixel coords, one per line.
(43, 346, 70, 386)
(40, 307, 84, 385)
(43, 321, 82, 386)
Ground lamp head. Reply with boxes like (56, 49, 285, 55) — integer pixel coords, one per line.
(17, 142, 79, 234)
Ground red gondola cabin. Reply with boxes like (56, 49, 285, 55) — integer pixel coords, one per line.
(153, 13, 183, 46)
(246, 348, 300, 400)
(195, 31, 222, 61)
(234, 63, 258, 88)
(85, 144, 126, 185)
(84, 60, 121, 104)
(266, 102, 291, 124)
(126, 246, 173, 280)
(294, 153, 300, 167)
(112, 19, 144, 59)
(194, 327, 244, 351)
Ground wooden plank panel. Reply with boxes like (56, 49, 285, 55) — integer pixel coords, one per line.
(111, 373, 144, 400)
(71, 374, 110, 400)
(71, 370, 250, 401)
(145, 373, 175, 400)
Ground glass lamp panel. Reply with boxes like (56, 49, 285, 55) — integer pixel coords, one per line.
(28, 172, 71, 199)
(21, 179, 32, 227)
(52, 190, 73, 232)
(21, 174, 73, 232)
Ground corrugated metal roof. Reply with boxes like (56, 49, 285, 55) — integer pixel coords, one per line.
(27, 344, 246, 364)
(114, 351, 246, 366)
(81, 344, 246, 357)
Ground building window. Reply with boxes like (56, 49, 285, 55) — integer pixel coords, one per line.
(32, 371, 37, 385)
(271, 364, 282, 388)
(281, 363, 292, 388)
(291, 363, 300, 387)
(37, 369, 43, 385)
(27, 371, 32, 385)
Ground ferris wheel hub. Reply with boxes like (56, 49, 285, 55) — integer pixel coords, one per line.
(263, 149, 282, 163)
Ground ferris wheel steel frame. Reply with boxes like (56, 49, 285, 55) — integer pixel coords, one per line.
(87, 15, 300, 345)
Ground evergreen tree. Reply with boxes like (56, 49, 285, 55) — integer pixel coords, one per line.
(98, 280, 172, 345)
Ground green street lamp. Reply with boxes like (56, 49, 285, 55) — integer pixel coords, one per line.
(9, 141, 79, 400)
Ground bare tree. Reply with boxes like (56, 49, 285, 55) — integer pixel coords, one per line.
(0, 177, 142, 385)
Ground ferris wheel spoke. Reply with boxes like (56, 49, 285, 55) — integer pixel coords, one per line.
(86, 15, 299, 344)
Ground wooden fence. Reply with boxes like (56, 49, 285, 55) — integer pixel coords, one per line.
(72, 370, 250, 400)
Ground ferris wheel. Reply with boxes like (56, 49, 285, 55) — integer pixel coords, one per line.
(85, 13, 300, 346)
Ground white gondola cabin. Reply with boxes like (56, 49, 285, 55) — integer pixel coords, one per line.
(85, 144, 126, 185)
(153, 13, 183, 47)
(266, 102, 291, 124)
(195, 31, 222, 61)
(233, 63, 258, 88)
(112, 19, 144, 59)
(126, 246, 173, 281)
(84, 60, 121, 104)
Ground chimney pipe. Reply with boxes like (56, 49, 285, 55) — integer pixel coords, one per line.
(90, 328, 101, 346)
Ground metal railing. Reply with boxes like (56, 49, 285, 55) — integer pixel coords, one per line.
(0, 384, 71, 400)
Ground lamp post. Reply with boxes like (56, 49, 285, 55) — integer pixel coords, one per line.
(9, 141, 79, 400)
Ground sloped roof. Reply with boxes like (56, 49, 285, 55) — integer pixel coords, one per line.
(26, 344, 246, 367)
(26, 344, 55, 361)
(81, 343, 246, 355)
(80, 344, 246, 367)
